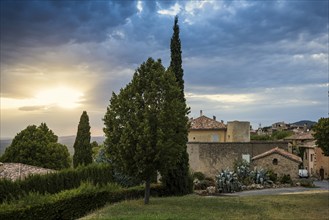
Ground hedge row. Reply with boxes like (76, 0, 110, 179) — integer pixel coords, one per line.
(0, 183, 167, 220)
(0, 164, 114, 203)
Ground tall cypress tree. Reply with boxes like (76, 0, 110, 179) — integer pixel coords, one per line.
(162, 16, 193, 195)
(169, 16, 184, 97)
(73, 111, 92, 168)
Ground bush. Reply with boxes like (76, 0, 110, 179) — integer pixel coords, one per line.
(0, 163, 114, 203)
(194, 180, 215, 190)
(193, 172, 206, 181)
(0, 183, 167, 220)
(267, 170, 278, 183)
(280, 174, 292, 184)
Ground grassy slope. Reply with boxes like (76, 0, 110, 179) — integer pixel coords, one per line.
(81, 193, 329, 220)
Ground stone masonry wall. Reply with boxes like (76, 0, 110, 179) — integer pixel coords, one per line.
(252, 153, 300, 179)
(0, 163, 56, 181)
(187, 141, 288, 177)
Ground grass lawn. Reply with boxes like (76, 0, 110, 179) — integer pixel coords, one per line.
(81, 192, 329, 220)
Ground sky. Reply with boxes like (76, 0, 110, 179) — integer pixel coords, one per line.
(0, 0, 328, 138)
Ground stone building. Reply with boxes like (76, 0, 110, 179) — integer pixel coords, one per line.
(188, 113, 250, 143)
(187, 142, 288, 177)
(188, 115, 227, 142)
(251, 147, 302, 180)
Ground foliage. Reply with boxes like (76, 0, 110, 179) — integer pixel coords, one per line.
(279, 174, 292, 184)
(267, 170, 278, 183)
(313, 117, 329, 156)
(0, 164, 113, 203)
(192, 172, 206, 181)
(271, 130, 293, 140)
(0, 183, 168, 220)
(250, 168, 271, 185)
(73, 111, 92, 168)
(216, 169, 242, 193)
(250, 134, 272, 141)
(103, 58, 189, 204)
(0, 123, 70, 170)
(162, 16, 192, 196)
(251, 130, 293, 141)
(234, 159, 253, 185)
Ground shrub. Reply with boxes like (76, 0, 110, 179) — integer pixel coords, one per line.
(216, 169, 242, 193)
(267, 170, 278, 183)
(0, 163, 114, 203)
(280, 174, 292, 184)
(194, 180, 215, 190)
(193, 172, 206, 181)
(0, 183, 167, 220)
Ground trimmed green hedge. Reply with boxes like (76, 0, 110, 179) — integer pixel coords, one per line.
(0, 183, 167, 220)
(0, 164, 114, 203)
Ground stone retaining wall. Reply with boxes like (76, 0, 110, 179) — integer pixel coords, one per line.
(0, 162, 56, 181)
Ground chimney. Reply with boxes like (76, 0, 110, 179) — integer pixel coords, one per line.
(200, 110, 203, 116)
(213, 116, 216, 121)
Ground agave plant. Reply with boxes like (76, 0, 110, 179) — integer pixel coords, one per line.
(216, 169, 242, 193)
(250, 167, 270, 184)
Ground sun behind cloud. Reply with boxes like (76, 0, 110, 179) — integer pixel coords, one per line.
(1, 86, 84, 111)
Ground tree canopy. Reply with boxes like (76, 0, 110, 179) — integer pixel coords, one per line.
(0, 123, 71, 170)
(161, 16, 193, 195)
(313, 117, 329, 156)
(103, 58, 189, 204)
(73, 111, 92, 168)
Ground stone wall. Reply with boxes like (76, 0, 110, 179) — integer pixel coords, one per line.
(0, 163, 56, 181)
(252, 153, 300, 179)
(187, 141, 288, 177)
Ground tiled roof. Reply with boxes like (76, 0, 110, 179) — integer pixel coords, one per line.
(284, 132, 314, 140)
(190, 115, 226, 130)
(251, 147, 302, 163)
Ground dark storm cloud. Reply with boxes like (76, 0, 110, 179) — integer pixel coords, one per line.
(0, 0, 138, 47)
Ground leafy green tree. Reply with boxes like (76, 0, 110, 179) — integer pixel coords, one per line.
(104, 58, 189, 204)
(313, 117, 329, 156)
(162, 16, 193, 195)
(0, 123, 70, 170)
(73, 111, 92, 168)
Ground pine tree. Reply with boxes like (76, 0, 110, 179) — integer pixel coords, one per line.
(73, 111, 92, 168)
(162, 16, 193, 195)
(104, 58, 189, 204)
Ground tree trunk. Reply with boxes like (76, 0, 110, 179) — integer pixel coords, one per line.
(144, 177, 151, 204)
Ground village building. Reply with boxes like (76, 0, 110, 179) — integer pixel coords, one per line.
(251, 147, 302, 180)
(188, 112, 250, 143)
(284, 132, 328, 179)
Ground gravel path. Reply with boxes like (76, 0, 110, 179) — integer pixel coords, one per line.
(220, 180, 328, 197)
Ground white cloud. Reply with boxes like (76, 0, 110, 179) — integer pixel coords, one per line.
(157, 2, 181, 16)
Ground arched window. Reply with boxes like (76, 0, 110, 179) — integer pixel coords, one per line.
(272, 158, 278, 165)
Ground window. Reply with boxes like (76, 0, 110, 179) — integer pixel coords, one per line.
(305, 152, 307, 160)
(310, 154, 313, 162)
(272, 158, 278, 165)
(212, 134, 219, 142)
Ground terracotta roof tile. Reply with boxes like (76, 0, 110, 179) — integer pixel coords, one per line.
(190, 115, 226, 130)
(251, 147, 302, 163)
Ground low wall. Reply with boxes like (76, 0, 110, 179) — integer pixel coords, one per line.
(187, 141, 288, 177)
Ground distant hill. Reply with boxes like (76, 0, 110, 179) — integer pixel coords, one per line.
(0, 136, 105, 156)
(291, 120, 317, 128)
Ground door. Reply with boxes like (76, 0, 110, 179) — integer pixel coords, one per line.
(319, 168, 324, 180)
